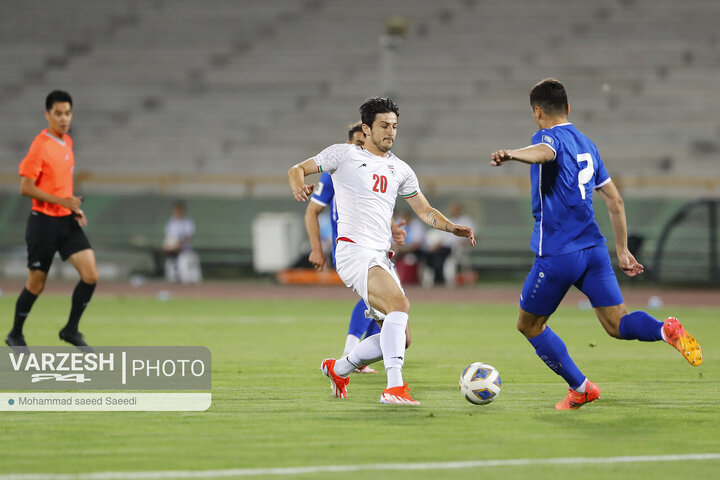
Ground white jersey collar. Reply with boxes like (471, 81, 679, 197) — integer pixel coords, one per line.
(361, 147, 394, 161)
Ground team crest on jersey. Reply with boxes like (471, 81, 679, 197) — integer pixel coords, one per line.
(387, 164, 396, 176)
(542, 135, 554, 145)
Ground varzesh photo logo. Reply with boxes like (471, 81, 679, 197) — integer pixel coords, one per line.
(0, 346, 211, 411)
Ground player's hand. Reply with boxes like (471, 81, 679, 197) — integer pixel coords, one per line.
(618, 251, 644, 277)
(293, 184, 315, 202)
(61, 196, 83, 212)
(451, 224, 476, 246)
(490, 150, 512, 166)
(392, 219, 407, 246)
(74, 209, 88, 227)
(308, 249, 327, 271)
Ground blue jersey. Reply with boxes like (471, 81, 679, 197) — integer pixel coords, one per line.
(529, 123, 611, 256)
(310, 172, 340, 261)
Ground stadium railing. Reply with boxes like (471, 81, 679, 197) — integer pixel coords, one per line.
(4, 172, 720, 195)
(1, 174, 719, 283)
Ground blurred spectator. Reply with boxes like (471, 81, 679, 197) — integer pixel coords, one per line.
(423, 202, 475, 286)
(163, 201, 202, 283)
(393, 209, 426, 284)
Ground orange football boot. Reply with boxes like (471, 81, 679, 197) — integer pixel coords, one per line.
(380, 382, 420, 405)
(663, 317, 702, 366)
(555, 380, 601, 410)
(320, 358, 349, 398)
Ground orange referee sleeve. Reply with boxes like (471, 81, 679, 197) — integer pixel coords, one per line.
(19, 137, 43, 180)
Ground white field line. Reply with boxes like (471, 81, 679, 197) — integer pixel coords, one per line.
(1, 453, 719, 480)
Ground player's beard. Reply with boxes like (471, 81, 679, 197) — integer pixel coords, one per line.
(373, 136, 394, 153)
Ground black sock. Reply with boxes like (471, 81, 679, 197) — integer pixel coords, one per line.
(64, 281, 96, 332)
(12, 288, 38, 336)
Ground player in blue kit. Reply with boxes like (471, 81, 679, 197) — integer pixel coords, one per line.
(305, 122, 406, 373)
(490, 78, 703, 410)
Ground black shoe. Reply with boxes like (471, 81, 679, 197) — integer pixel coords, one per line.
(5, 332, 27, 347)
(5, 333, 29, 353)
(59, 329, 93, 352)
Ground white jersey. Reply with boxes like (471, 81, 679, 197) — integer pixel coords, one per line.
(164, 217, 195, 251)
(314, 143, 420, 251)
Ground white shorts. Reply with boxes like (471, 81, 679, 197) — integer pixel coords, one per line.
(335, 241, 404, 321)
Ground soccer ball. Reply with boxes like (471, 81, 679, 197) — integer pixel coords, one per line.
(459, 362, 501, 405)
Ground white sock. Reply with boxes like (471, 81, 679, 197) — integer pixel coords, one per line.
(342, 334, 360, 357)
(380, 311, 409, 389)
(348, 333, 382, 367)
(386, 367, 404, 389)
(333, 356, 354, 377)
(334, 334, 382, 376)
(574, 378, 588, 393)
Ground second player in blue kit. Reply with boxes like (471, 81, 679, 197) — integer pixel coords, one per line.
(490, 78, 703, 410)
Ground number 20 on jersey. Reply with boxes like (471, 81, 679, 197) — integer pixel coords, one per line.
(372, 174, 388, 193)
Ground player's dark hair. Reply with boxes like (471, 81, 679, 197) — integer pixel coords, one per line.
(45, 90, 73, 111)
(360, 97, 399, 128)
(529, 78, 568, 116)
(347, 121, 363, 142)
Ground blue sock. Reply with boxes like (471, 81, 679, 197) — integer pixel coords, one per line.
(348, 299, 373, 338)
(618, 311, 663, 342)
(529, 327, 586, 389)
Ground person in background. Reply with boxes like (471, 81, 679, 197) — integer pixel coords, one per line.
(393, 209, 426, 285)
(423, 203, 475, 286)
(163, 201, 202, 284)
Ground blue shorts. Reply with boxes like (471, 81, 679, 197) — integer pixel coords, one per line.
(519, 244, 624, 316)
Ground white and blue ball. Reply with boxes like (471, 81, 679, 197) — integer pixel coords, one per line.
(459, 362, 501, 405)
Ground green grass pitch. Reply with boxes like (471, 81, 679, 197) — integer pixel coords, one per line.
(0, 292, 718, 479)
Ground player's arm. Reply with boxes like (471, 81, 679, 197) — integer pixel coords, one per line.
(304, 201, 327, 271)
(596, 180, 643, 277)
(490, 144, 555, 166)
(405, 192, 476, 246)
(288, 158, 319, 202)
(19, 176, 82, 212)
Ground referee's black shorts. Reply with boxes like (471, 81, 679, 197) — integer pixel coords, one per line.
(25, 211, 92, 272)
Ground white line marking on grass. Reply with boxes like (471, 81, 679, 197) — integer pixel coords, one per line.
(2, 454, 719, 479)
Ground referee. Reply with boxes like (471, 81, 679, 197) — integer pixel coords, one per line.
(5, 90, 98, 349)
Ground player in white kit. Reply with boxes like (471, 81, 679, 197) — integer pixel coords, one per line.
(288, 97, 476, 405)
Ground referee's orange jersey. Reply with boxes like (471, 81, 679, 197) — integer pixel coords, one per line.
(18, 129, 75, 217)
